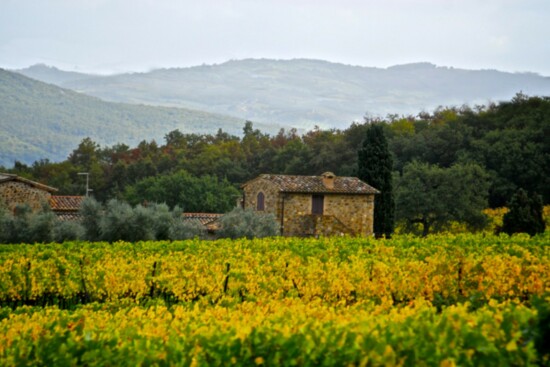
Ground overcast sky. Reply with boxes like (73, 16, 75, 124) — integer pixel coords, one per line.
(1, 0, 549, 75)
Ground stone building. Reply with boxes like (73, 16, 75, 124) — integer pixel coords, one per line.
(0, 173, 85, 220)
(0, 173, 57, 212)
(241, 172, 379, 237)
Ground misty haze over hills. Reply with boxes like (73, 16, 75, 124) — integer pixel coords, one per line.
(0, 69, 270, 167)
(16, 59, 550, 129)
(3, 58, 550, 167)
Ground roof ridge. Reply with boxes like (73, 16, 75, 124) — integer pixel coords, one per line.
(183, 212, 223, 216)
(0, 174, 58, 192)
(245, 173, 379, 194)
(262, 173, 363, 179)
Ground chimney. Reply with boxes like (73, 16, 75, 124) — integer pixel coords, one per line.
(322, 172, 335, 189)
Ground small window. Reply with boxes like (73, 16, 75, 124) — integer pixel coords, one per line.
(257, 192, 265, 211)
(312, 194, 324, 215)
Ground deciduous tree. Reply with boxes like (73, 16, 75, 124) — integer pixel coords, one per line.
(395, 162, 490, 236)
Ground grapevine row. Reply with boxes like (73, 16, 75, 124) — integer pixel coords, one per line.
(0, 298, 545, 366)
(0, 233, 548, 308)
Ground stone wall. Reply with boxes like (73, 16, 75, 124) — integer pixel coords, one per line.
(0, 181, 52, 212)
(280, 193, 311, 236)
(243, 178, 282, 218)
(298, 214, 355, 237)
(325, 194, 375, 236)
(282, 193, 375, 237)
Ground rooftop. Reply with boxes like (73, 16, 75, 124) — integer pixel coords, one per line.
(244, 173, 379, 194)
(49, 195, 84, 211)
(183, 213, 223, 226)
(0, 173, 58, 193)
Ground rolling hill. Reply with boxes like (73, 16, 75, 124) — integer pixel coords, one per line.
(17, 59, 550, 128)
(0, 69, 281, 167)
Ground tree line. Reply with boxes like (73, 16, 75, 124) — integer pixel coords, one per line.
(2, 94, 548, 236)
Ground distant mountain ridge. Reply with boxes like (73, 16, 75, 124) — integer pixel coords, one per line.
(15, 64, 101, 85)
(0, 69, 279, 167)
(16, 59, 550, 128)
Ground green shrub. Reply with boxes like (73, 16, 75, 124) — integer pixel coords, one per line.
(100, 199, 149, 242)
(0, 206, 15, 244)
(82, 198, 207, 242)
(148, 203, 175, 240)
(217, 207, 279, 239)
(0, 204, 35, 244)
(9, 204, 33, 243)
(0, 204, 59, 244)
(80, 197, 103, 241)
(52, 220, 85, 242)
(169, 219, 206, 240)
(26, 209, 56, 243)
(168, 205, 206, 240)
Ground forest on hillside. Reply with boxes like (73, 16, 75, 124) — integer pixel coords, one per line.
(0, 68, 264, 166)
(3, 94, 548, 221)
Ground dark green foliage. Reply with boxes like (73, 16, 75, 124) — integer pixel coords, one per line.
(0, 204, 57, 244)
(7, 95, 547, 211)
(52, 220, 85, 242)
(169, 216, 206, 240)
(531, 296, 550, 363)
(11, 205, 34, 242)
(387, 96, 550, 206)
(395, 162, 490, 236)
(80, 197, 207, 242)
(147, 203, 175, 240)
(0, 204, 32, 244)
(80, 197, 103, 241)
(100, 200, 151, 242)
(217, 208, 279, 239)
(124, 170, 240, 213)
(0, 207, 15, 244)
(501, 189, 545, 236)
(3, 93, 548, 237)
(26, 208, 56, 243)
(357, 123, 395, 237)
(0, 197, 210, 244)
(0, 207, 8, 243)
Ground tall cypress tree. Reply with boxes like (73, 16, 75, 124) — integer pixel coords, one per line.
(502, 189, 545, 236)
(357, 123, 395, 237)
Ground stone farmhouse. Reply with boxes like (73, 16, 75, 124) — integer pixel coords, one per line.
(0, 173, 82, 219)
(0, 173, 57, 212)
(241, 172, 379, 237)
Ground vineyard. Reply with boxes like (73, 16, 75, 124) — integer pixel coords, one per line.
(0, 233, 549, 366)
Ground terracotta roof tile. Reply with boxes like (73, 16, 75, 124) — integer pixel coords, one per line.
(183, 213, 223, 226)
(50, 196, 84, 211)
(244, 173, 379, 194)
